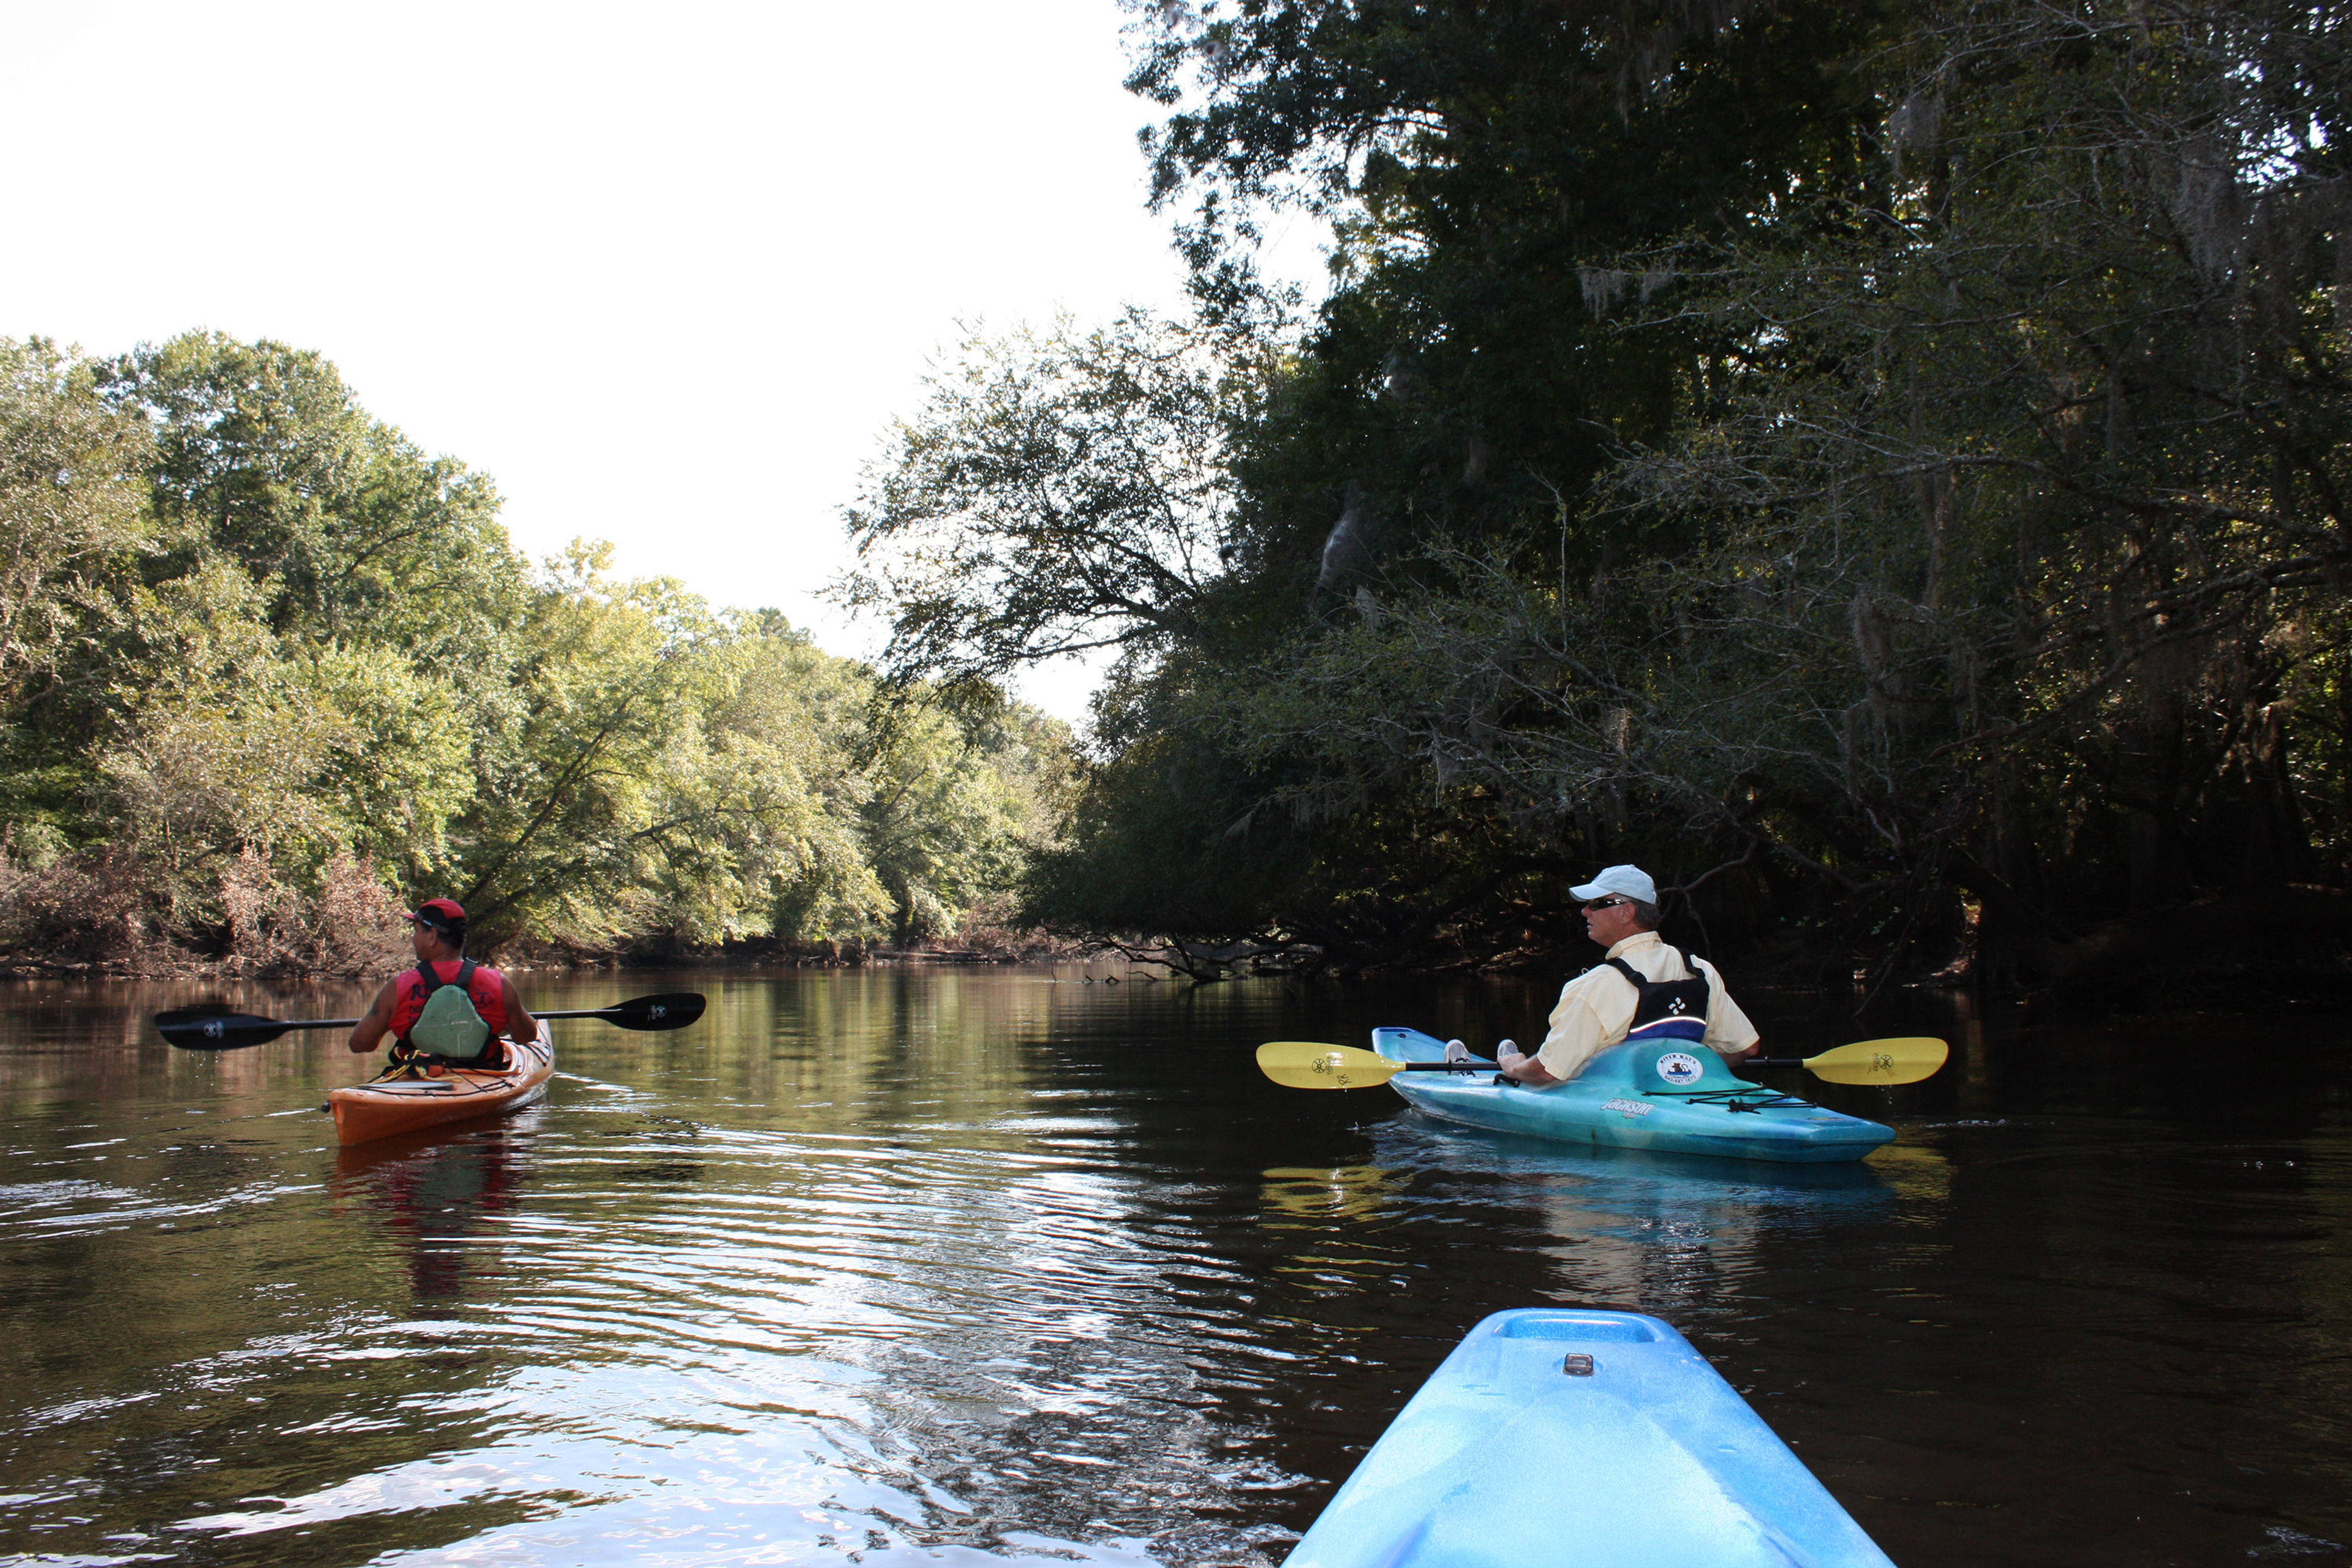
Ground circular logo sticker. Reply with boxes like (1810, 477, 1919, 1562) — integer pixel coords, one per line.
(1656, 1052, 1704, 1086)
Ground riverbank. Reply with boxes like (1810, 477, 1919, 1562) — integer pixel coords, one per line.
(0, 931, 1084, 984)
(12, 888, 2343, 998)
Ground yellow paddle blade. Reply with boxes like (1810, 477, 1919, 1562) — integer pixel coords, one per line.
(1802, 1036, 1948, 1085)
(1256, 1041, 1408, 1090)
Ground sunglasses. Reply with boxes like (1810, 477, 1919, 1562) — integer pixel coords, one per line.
(1581, 896, 1630, 911)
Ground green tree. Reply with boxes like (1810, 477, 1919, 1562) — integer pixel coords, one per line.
(1133, 0, 1891, 571)
(840, 311, 1259, 703)
(0, 338, 154, 854)
(0, 339, 151, 706)
(97, 332, 522, 660)
(859, 704, 1032, 946)
(852, 0, 2352, 986)
(648, 613, 892, 947)
(1, 329, 1078, 970)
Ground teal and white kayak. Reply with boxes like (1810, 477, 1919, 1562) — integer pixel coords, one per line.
(1283, 1308, 1894, 1568)
(1374, 1027, 1894, 1164)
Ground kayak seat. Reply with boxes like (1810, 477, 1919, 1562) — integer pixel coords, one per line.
(1494, 1312, 1657, 1343)
(377, 1041, 511, 1080)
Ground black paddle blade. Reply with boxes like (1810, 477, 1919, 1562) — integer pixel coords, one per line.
(598, 992, 706, 1031)
(154, 1008, 294, 1051)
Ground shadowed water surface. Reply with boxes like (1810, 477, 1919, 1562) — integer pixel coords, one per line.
(1, 965, 2348, 1566)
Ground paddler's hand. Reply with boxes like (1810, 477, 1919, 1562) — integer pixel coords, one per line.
(1496, 1044, 1561, 1087)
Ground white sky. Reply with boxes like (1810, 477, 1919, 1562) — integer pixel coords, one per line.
(0, 0, 1322, 725)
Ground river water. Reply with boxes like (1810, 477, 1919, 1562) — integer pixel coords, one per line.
(1, 964, 2346, 1567)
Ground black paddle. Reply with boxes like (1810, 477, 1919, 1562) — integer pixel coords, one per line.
(154, 992, 707, 1051)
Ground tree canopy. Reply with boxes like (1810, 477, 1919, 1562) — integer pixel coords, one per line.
(1, 333, 1072, 973)
(846, 0, 2352, 987)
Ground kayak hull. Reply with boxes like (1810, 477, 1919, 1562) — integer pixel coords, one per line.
(327, 1035, 554, 1147)
(1376, 1027, 1893, 1163)
(1283, 1308, 1894, 1568)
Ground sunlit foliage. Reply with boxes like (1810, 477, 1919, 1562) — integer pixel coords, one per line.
(0, 333, 1070, 970)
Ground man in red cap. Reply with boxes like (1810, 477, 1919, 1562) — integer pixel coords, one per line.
(347, 899, 540, 1074)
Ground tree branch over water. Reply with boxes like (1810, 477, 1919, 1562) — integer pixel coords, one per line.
(837, 311, 1262, 701)
(840, 0, 2352, 988)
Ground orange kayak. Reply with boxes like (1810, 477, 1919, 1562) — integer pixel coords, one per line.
(327, 1035, 556, 1147)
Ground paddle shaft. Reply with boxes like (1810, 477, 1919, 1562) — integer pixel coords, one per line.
(1258, 1032, 1945, 1091)
(155, 991, 707, 1050)
(235, 1006, 675, 1034)
(1447, 1054, 1807, 1082)
(1414, 1050, 1891, 1075)
(1423, 1054, 1855, 1075)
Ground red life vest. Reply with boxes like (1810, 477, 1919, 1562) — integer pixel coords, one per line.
(390, 959, 511, 1047)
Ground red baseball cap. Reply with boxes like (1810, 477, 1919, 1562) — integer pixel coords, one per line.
(406, 898, 467, 928)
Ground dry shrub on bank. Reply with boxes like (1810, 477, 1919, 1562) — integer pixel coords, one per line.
(217, 848, 409, 977)
(946, 892, 1071, 961)
(0, 835, 158, 964)
(0, 837, 407, 975)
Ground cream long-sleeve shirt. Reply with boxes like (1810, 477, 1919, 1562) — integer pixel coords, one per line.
(1534, 932, 1760, 1084)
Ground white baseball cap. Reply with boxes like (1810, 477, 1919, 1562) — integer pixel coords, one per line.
(1569, 864, 1657, 904)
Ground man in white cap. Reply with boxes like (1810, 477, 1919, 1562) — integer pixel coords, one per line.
(1494, 865, 1761, 1086)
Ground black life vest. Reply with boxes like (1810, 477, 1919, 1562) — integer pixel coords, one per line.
(1604, 948, 1711, 1046)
